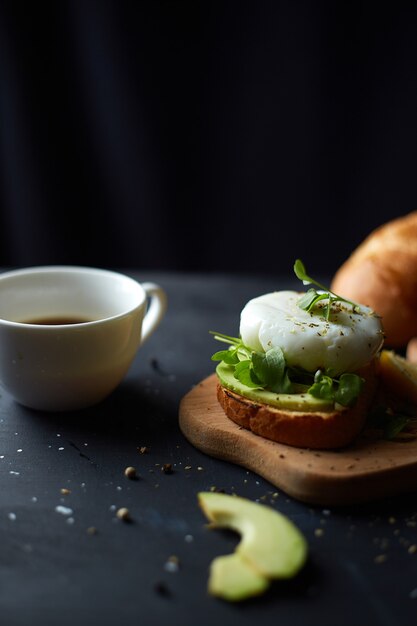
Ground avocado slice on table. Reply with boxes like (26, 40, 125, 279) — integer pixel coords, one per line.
(199, 492, 308, 601)
(208, 552, 270, 602)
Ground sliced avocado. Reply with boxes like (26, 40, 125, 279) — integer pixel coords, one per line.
(199, 492, 307, 593)
(208, 553, 270, 602)
(216, 362, 333, 411)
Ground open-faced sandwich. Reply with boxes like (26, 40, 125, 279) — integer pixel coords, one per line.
(212, 259, 416, 450)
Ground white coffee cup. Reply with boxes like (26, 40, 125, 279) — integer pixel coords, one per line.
(0, 266, 167, 411)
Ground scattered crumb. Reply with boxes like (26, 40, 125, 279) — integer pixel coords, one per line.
(184, 465, 192, 470)
(161, 463, 173, 474)
(314, 528, 324, 538)
(60, 488, 71, 495)
(138, 446, 150, 454)
(124, 466, 137, 480)
(116, 507, 131, 522)
(408, 544, 417, 554)
(374, 554, 387, 564)
(184, 534, 194, 543)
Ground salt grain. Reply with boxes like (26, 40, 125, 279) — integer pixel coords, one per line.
(164, 556, 180, 573)
(55, 505, 73, 516)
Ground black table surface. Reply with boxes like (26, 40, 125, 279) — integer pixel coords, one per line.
(1, 271, 416, 626)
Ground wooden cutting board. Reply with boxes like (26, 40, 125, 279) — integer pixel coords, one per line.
(179, 374, 417, 506)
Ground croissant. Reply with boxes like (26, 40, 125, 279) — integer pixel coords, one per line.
(331, 211, 417, 348)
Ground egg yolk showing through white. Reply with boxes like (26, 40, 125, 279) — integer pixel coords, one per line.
(239, 291, 384, 377)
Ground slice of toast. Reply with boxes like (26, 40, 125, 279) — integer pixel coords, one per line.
(217, 361, 378, 450)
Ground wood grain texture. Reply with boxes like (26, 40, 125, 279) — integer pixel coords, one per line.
(179, 374, 417, 506)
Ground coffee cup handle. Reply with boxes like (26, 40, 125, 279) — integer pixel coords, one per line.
(140, 282, 167, 344)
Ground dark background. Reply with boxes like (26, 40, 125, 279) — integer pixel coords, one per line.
(1, 0, 416, 275)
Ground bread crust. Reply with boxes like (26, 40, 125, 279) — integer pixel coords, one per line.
(406, 338, 417, 364)
(331, 211, 417, 347)
(217, 361, 378, 450)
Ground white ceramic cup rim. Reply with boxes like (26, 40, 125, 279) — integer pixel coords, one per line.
(0, 265, 147, 328)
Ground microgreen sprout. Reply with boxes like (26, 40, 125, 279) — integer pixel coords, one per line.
(294, 259, 360, 320)
(210, 331, 363, 406)
(308, 370, 364, 408)
(210, 332, 292, 392)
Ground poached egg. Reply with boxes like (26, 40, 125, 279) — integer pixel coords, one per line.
(240, 291, 384, 377)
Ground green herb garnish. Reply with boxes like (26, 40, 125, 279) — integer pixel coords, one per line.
(210, 332, 363, 405)
(251, 347, 293, 393)
(294, 259, 359, 320)
(367, 408, 415, 440)
(210, 332, 251, 365)
(210, 332, 292, 393)
(308, 370, 364, 408)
